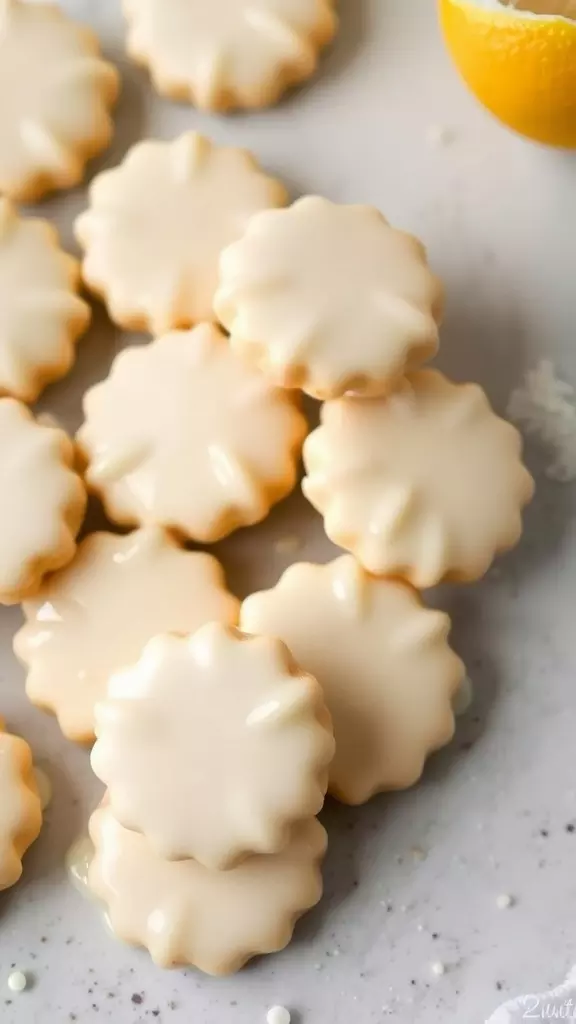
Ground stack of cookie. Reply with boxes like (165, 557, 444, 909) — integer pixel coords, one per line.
(85, 623, 334, 973)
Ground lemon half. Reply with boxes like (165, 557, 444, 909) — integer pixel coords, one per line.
(439, 0, 576, 147)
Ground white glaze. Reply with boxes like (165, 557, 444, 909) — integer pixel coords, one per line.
(75, 133, 287, 333)
(88, 804, 327, 974)
(7, 971, 27, 993)
(77, 324, 307, 542)
(0, 399, 86, 605)
(14, 526, 239, 743)
(0, 0, 118, 200)
(216, 196, 443, 399)
(91, 624, 334, 868)
(0, 200, 90, 402)
(241, 556, 463, 804)
(303, 369, 535, 586)
(66, 835, 95, 897)
(122, 0, 337, 111)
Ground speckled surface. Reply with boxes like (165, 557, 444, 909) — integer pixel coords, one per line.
(1, 2, 576, 1022)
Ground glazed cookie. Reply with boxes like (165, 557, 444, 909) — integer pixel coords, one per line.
(14, 527, 239, 744)
(303, 369, 535, 586)
(91, 624, 334, 867)
(0, 0, 119, 202)
(241, 556, 464, 804)
(77, 324, 307, 542)
(215, 196, 443, 399)
(0, 399, 86, 605)
(89, 804, 327, 973)
(0, 200, 90, 403)
(122, 0, 337, 112)
(75, 133, 287, 334)
(0, 720, 42, 891)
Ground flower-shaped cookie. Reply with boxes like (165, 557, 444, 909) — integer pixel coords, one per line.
(0, 720, 42, 891)
(75, 133, 287, 334)
(77, 324, 307, 542)
(215, 196, 443, 400)
(0, 399, 86, 605)
(241, 556, 464, 804)
(123, 0, 338, 112)
(91, 624, 334, 868)
(0, 200, 90, 402)
(0, 0, 119, 202)
(89, 804, 327, 973)
(303, 369, 535, 586)
(14, 527, 239, 744)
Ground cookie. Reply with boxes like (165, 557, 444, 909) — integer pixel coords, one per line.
(0, 0, 119, 202)
(89, 804, 327, 974)
(122, 0, 338, 112)
(241, 556, 464, 804)
(215, 196, 443, 400)
(0, 200, 90, 403)
(303, 369, 535, 586)
(0, 719, 42, 891)
(14, 527, 239, 744)
(91, 624, 334, 868)
(77, 324, 307, 542)
(75, 133, 287, 334)
(0, 399, 86, 605)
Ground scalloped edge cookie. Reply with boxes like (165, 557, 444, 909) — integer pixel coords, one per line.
(0, 199, 90, 403)
(302, 369, 535, 585)
(89, 803, 327, 973)
(91, 624, 335, 868)
(0, 719, 42, 891)
(75, 134, 287, 334)
(0, 1, 120, 202)
(76, 324, 308, 543)
(241, 556, 464, 803)
(0, 399, 87, 605)
(13, 527, 240, 744)
(122, 0, 338, 112)
(215, 196, 443, 400)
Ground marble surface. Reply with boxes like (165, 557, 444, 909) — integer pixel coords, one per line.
(1, 2, 576, 1022)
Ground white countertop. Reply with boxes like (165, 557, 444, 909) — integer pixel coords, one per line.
(1, 2, 576, 1022)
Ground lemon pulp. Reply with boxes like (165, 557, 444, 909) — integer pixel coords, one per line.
(439, 0, 576, 147)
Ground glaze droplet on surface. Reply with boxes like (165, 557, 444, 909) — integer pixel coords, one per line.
(266, 1006, 291, 1024)
(66, 835, 95, 897)
(7, 970, 27, 993)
